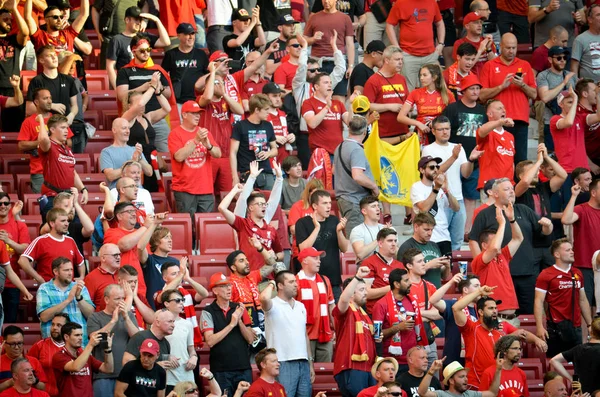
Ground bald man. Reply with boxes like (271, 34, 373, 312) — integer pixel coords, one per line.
(84, 244, 123, 310)
(544, 378, 568, 397)
(479, 33, 537, 164)
(100, 118, 153, 189)
(122, 309, 175, 367)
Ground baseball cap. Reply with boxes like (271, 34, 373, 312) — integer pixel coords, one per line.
(371, 357, 399, 379)
(418, 155, 443, 169)
(209, 50, 229, 63)
(181, 100, 201, 113)
(463, 12, 484, 25)
(476, 296, 503, 311)
(366, 40, 386, 54)
(209, 273, 231, 289)
(461, 74, 482, 90)
(557, 90, 573, 104)
(232, 8, 251, 21)
(298, 247, 326, 263)
(442, 361, 469, 386)
(262, 82, 283, 94)
(278, 14, 299, 25)
(139, 339, 160, 356)
(125, 6, 142, 19)
(483, 178, 496, 196)
(548, 46, 570, 57)
(352, 95, 371, 114)
(177, 23, 196, 35)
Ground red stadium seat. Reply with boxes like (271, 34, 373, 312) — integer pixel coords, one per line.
(103, 109, 120, 131)
(162, 214, 193, 256)
(74, 153, 93, 173)
(0, 132, 19, 155)
(19, 214, 42, 242)
(88, 256, 101, 272)
(1, 154, 30, 175)
(84, 133, 113, 154)
(88, 91, 118, 112)
(340, 252, 357, 275)
(20, 70, 36, 94)
(23, 194, 40, 215)
(188, 255, 229, 278)
(79, 193, 107, 219)
(2, 323, 41, 347)
(93, 153, 102, 173)
(83, 109, 101, 128)
(195, 213, 237, 255)
(157, 152, 172, 173)
(78, 173, 107, 191)
(516, 358, 544, 380)
(150, 192, 168, 213)
(162, 175, 174, 211)
(85, 70, 109, 91)
(16, 174, 32, 198)
(0, 175, 16, 194)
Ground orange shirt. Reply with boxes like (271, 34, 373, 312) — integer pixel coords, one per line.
(103, 227, 147, 297)
(386, 0, 442, 57)
(405, 88, 455, 144)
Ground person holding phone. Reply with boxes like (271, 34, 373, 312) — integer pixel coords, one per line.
(478, 335, 529, 396)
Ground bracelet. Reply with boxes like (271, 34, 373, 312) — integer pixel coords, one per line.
(76, 295, 83, 302)
(509, 219, 516, 224)
(432, 188, 440, 195)
(104, 349, 112, 354)
(354, 276, 364, 282)
(149, 85, 156, 90)
(207, 144, 214, 151)
(543, 7, 550, 14)
(80, 187, 88, 193)
(427, 371, 435, 376)
(208, 375, 214, 381)
(257, 246, 264, 253)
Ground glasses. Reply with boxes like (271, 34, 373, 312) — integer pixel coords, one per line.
(102, 253, 121, 259)
(185, 389, 199, 395)
(214, 58, 227, 63)
(119, 209, 137, 215)
(5, 342, 23, 347)
(253, 202, 267, 207)
(427, 165, 440, 170)
(122, 184, 137, 189)
(289, 43, 301, 48)
(307, 68, 321, 73)
(138, 47, 152, 53)
(553, 56, 567, 61)
(0, 202, 11, 206)
(168, 298, 185, 304)
(47, 15, 64, 20)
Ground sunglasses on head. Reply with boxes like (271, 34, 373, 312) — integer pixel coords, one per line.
(307, 68, 322, 73)
(0, 202, 11, 206)
(138, 47, 152, 53)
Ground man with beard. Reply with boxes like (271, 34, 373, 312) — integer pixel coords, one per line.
(265, 15, 298, 76)
(273, 36, 301, 92)
(372, 268, 427, 374)
(20, 208, 85, 283)
(398, 346, 441, 397)
(574, 79, 600, 174)
(452, 12, 497, 77)
(28, 313, 69, 397)
(115, 338, 166, 397)
(479, 335, 529, 396)
(536, 47, 577, 152)
(36, 258, 95, 346)
(453, 285, 546, 389)
(444, 43, 477, 100)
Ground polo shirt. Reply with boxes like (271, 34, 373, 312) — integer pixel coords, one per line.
(84, 266, 119, 312)
(264, 296, 308, 362)
(362, 252, 405, 314)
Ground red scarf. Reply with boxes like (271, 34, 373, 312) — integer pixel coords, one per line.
(121, 58, 180, 130)
(297, 271, 333, 343)
(349, 303, 373, 362)
(178, 287, 203, 348)
(384, 291, 427, 356)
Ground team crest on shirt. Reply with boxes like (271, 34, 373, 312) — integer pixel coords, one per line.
(222, 102, 227, 111)
(70, 250, 73, 255)
(495, 67, 501, 73)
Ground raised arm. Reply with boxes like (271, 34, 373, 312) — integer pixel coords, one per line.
(418, 358, 445, 397)
(140, 13, 171, 48)
(71, 0, 90, 33)
(338, 266, 370, 313)
(561, 184, 581, 225)
(453, 285, 496, 327)
(503, 203, 523, 256)
(218, 183, 244, 225)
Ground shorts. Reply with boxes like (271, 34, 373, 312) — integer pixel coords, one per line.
(461, 167, 480, 200)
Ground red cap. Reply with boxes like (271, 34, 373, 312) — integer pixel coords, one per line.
(209, 273, 230, 290)
(461, 73, 482, 90)
(139, 338, 160, 356)
(463, 12, 484, 25)
(181, 100, 201, 113)
(298, 247, 326, 263)
(209, 50, 229, 63)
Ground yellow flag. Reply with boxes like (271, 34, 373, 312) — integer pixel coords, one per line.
(364, 122, 420, 206)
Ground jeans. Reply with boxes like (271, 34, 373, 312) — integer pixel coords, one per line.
(445, 199, 467, 251)
(213, 369, 253, 397)
(93, 378, 116, 397)
(278, 360, 312, 397)
(1, 288, 20, 323)
(334, 369, 376, 397)
(207, 25, 233, 53)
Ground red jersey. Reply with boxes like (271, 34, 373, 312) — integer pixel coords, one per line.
(17, 114, 74, 175)
(245, 377, 287, 397)
(0, 389, 50, 397)
(83, 267, 118, 311)
(103, 227, 147, 296)
(168, 126, 216, 195)
(273, 61, 298, 90)
(28, 338, 65, 397)
(476, 128, 515, 189)
(479, 365, 529, 396)
(0, 217, 30, 289)
(266, 109, 290, 162)
(199, 98, 233, 157)
(22, 234, 84, 282)
(443, 64, 474, 100)
(0, 244, 8, 268)
(363, 72, 408, 137)
(577, 104, 600, 161)
(51, 347, 102, 397)
(230, 271, 263, 328)
(332, 305, 376, 376)
(156, 0, 197, 36)
(459, 318, 518, 387)
(288, 202, 314, 259)
(386, 0, 442, 57)
(362, 253, 406, 313)
(479, 57, 536, 123)
(301, 97, 346, 155)
(536, 265, 585, 327)
(232, 216, 283, 272)
(243, 77, 269, 100)
(471, 246, 519, 312)
(0, 354, 47, 386)
(223, 70, 245, 124)
(573, 203, 600, 269)
(40, 140, 76, 197)
(409, 278, 437, 311)
(452, 38, 497, 77)
(30, 26, 78, 53)
(497, 0, 528, 15)
(550, 114, 589, 173)
(405, 88, 455, 144)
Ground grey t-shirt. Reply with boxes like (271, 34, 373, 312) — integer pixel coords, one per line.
(535, 69, 578, 124)
(436, 391, 482, 397)
(87, 310, 139, 379)
(99, 145, 149, 188)
(529, 0, 583, 47)
(281, 178, 307, 210)
(572, 31, 600, 82)
(333, 139, 373, 204)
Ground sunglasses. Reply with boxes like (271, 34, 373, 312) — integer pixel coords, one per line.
(47, 15, 64, 20)
(307, 68, 322, 73)
(138, 47, 152, 53)
(168, 298, 185, 304)
(0, 202, 11, 206)
(553, 55, 568, 61)
(427, 165, 440, 170)
(388, 393, 402, 396)
(185, 388, 199, 394)
(289, 43, 301, 48)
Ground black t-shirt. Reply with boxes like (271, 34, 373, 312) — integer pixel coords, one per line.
(107, 33, 159, 71)
(257, 0, 291, 32)
(468, 204, 543, 276)
(116, 67, 169, 112)
(124, 330, 170, 359)
(267, 38, 288, 64)
(515, 181, 553, 247)
(231, 119, 276, 174)
(223, 33, 258, 69)
(312, 0, 364, 20)
(67, 218, 90, 263)
(562, 343, 600, 393)
(0, 34, 23, 90)
(161, 47, 208, 103)
(349, 62, 374, 93)
(295, 215, 342, 285)
(443, 100, 487, 158)
(26, 73, 78, 115)
(142, 254, 179, 310)
(117, 359, 166, 397)
(398, 371, 442, 397)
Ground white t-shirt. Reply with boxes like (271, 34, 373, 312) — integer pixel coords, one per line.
(410, 181, 451, 242)
(206, 0, 237, 26)
(264, 296, 308, 362)
(110, 187, 155, 215)
(165, 317, 194, 385)
(349, 223, 385, 257)
(422, 142, 468, 200)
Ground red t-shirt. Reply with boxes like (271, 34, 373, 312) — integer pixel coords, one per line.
(0, 217, 30, 289)
(232, 216, 283, 272)
(168, 126, 216, 195)
(471, 246, 519, 312)
(40, 140, 76, 197)
(103, 227, 147, 296)
(199, 98, 233, 158)
(30, 26, 78, 53)
(476, 128, 515, 189)
(22, 234, 84, 282)
(577, 104, 600, 161)
(268, 109, 291, 163)
(51, 347, 102, 397)
(243, 77, 269, 100)
(0, 244, 8, 268)
(497, 0, 528, 15)
(452, 37, 497, 77)
(28, 338, 65, 397)
(245, 377, 287, 397)
(479, 57, 536, 123)
(363, 72, 408, 137)
(0, 354, 47, 385)
(83, 267, 118, 312)
(409, 278, 437, 312)
(479, 365, 529, 396)
(573, 203, 600, 269)
(443, 64, 474, 100)
(550, 114, 589, 173)
(230, 271, 262, 306)
(332, 305, 376, 376)
(536, 265, 585, 327)
(17, 114, 74, 175)
(358, 385, 407, 397)
(273, 61, 298, 91)
(405, 88, 455, 143)
(363, 253, 406, 313)
(0, 388, 50, 397)
(157, 0, 197, 36)
(223, 71, 245, 114)
(531, 45, 550, 73)
(459, 318, 518, 387)
(301, 97, 346, 155)
(386, 0, 442, 57)
(371, 294, 418, 364)
(288, 203, 314, 259)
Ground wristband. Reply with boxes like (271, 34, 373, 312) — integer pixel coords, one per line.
(509, 219, 516, 224)
(104, 349, 112, 354)
(207, 144, 214, 151)
(76, 295, 84, 302)
(208, 375, 215, 381)
(355, 276, 364, 283)
(427, 371, 435, 377)
(257, 246, 264, 253)
(80, 187, 88, 193)
(432, 188, 440, 195)
(543, 7, 550, 14)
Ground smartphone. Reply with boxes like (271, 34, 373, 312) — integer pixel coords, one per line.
(516, 72, 523, 78)
(573, 375, 580, 383)
(99, 332, 108, 350)
(444, 252, 453, 261)
(499, 352, 505, 359)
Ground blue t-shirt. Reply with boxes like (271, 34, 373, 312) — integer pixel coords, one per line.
(442, 298, 477, 366)
(143, 254, 179, 310)
(99, 145, 149, 188)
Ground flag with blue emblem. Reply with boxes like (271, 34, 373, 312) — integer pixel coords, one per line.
(364, 123, 420, 206)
